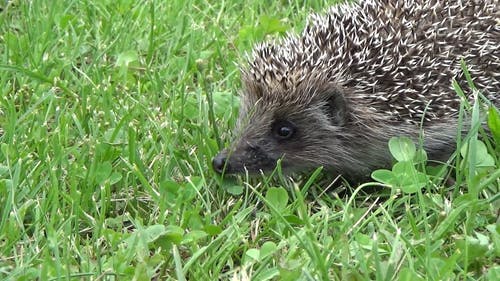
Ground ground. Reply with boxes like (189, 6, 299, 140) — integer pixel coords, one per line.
(0, 0, 499, 280)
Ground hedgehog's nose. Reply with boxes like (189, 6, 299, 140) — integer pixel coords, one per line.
(212, 153, 228, 174)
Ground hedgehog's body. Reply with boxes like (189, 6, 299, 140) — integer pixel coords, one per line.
(213, 0, 500, 180)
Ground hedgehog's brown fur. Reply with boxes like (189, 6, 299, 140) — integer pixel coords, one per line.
(213, 0, 500, 180)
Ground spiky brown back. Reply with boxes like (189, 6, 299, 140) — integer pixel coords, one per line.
(242, 0, 500, 124)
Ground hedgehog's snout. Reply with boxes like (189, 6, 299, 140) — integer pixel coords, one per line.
(212, 142, 278, 175)
(212, 150, 229, 174)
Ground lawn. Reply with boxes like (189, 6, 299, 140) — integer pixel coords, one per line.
(0, 0, 499, 280)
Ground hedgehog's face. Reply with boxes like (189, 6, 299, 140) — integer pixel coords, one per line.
(212, 86, 349, 176)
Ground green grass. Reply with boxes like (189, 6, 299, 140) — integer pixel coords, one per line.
(0, 0, 499, 280)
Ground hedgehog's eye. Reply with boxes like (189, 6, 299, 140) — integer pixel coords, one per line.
(272, 120, 296, 140)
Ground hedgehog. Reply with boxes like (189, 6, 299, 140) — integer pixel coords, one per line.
(212, 0, 500, 181)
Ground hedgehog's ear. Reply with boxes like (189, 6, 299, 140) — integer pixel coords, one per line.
(324, 88, 348, 126)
